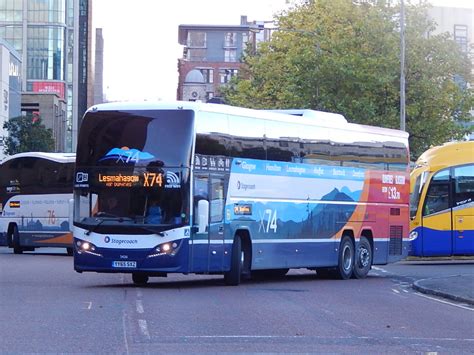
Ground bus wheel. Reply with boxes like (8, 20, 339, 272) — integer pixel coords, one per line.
(353, 237, 372, 279)
(12, 225, 23, 255)
(132, 273, 149, 285)
(224, 236, 242, 286)
(66, 248, 73, 256)
(336, 235, 354, 280)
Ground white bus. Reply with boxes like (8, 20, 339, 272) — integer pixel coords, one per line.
(73, 101, 410, 285)
(0, 152, 76, 255)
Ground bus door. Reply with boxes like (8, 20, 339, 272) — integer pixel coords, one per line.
(208, 175, 226, 271)
(421, 169, 452, 256)
(452, 165, 474, 255)
(192, 174, 225, 272)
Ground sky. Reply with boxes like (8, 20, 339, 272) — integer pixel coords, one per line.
(93, 0, 473, 102)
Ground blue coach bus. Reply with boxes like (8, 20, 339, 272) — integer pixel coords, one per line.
(73, 101, 410, 285)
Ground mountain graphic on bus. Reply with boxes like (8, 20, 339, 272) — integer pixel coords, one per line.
(99, 147, 155, 163)
(234, 187, 359, 240)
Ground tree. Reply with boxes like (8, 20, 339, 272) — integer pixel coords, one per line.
(222, 0, 473, 160)
(3, 115, 55, 155)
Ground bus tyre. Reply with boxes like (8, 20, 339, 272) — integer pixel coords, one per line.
(12, 225, 23, 255)
(132, 273, 149, 285)
(336, 235, 354, 280)
(224, 236, 242, 286)
(66, 248, 73, 256)
(353, 237, 372, 279)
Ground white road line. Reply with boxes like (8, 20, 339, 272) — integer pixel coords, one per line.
(82, 302, 92, 310)
(136, 289, 143, 298)
(138, 319, 151, 339)
(136, 300, 144, 314)
(415, 292, 474, 311)
(392, 289, 400, 294)
(372, 266, 389, 273)
(167, 335, 474, 342)
(122, 313, 130, 355)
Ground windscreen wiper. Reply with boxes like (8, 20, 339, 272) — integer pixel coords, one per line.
(84, 214, 132, 235)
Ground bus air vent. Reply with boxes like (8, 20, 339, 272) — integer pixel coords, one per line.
(389, 225, 403, 255)
(390, 208, 400, 216)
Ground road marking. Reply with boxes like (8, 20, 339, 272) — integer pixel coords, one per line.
(164, 335, 474, 342)
(343, 321, 356, 327)
(372, 266, 389, 273)
(122, 313, 130, 355)
(82, 302, 92, 310)
(392, 289, 400, 294)
(414, 292, 474, 311)
(136, 300, 144, 314)
(138, 319, 150, 339)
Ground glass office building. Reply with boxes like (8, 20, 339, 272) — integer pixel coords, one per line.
(0, 0, 90, 151)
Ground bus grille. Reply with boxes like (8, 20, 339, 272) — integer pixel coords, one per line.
(389, 225, 403, 255)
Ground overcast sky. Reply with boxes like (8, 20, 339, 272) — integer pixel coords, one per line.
(93, 0, 473, 102)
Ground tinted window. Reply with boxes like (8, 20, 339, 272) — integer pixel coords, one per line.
(228, 115, 265, 159)
(453, 164, 474, 207)
(77, 109, 194, 167)
(423, 169, 450, 216)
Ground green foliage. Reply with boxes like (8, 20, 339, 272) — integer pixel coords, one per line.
(222, 0, 473, 160)
(2, 115, 55, 155)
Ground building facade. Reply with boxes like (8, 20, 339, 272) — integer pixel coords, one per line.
(0, 38, 22, 161)
(0, 0, 94, 152)
(427, 6, 474, 139)
(177, 16, 273, 102)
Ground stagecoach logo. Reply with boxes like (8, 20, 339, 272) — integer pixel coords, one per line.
(99, 147, 155, 164)
(237, 180, 256, 191)
(104, 236, 111, 243)
(165, 172, 181, 189)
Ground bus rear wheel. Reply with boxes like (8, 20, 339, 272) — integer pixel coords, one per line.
(132, 273, 149, 285)
(353, 237, 372, 279)
(336, 235, 354, 280)
(12, 225, 23, 255)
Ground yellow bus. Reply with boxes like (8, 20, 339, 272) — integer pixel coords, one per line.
(409, 141, 474, 256)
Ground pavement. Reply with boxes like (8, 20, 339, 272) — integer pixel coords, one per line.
(406, 257, 474, 306)
(413, 274, 474, 305)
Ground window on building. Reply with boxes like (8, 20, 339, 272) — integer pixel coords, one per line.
(199, 68, 214, 83)
(224, 49, 237, 62)
(219, 69, 238, 84)
(187, 31, 206, 48)
(224, 32, 237, 47)
(454, 25, 468, 53)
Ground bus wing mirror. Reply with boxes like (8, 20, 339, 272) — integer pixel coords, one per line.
(197, 199, 209, 233)
(68, 198, 74, 231)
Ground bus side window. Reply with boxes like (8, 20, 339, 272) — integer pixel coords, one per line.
(423, 169, 450, 216)
(453, 164, 474, 206)
(193, 176, 209, 223)
(210, 177, 224, 223)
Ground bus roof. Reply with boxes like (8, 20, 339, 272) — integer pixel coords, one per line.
(414, 141, 474, 171)
(0, 152, 76, 164)
(87, 101, 409, 142)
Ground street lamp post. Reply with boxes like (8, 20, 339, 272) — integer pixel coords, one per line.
(400, 0, 406, 131)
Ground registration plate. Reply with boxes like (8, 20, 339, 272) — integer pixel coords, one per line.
(112, 261, 137, 268)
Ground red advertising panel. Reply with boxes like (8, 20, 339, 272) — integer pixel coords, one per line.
(32, 82, 65, 99)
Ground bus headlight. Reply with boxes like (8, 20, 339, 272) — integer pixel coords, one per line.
(76, 240, 98, 253)
(148, 241, 180, 258)
(409, 231, 418, 241)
